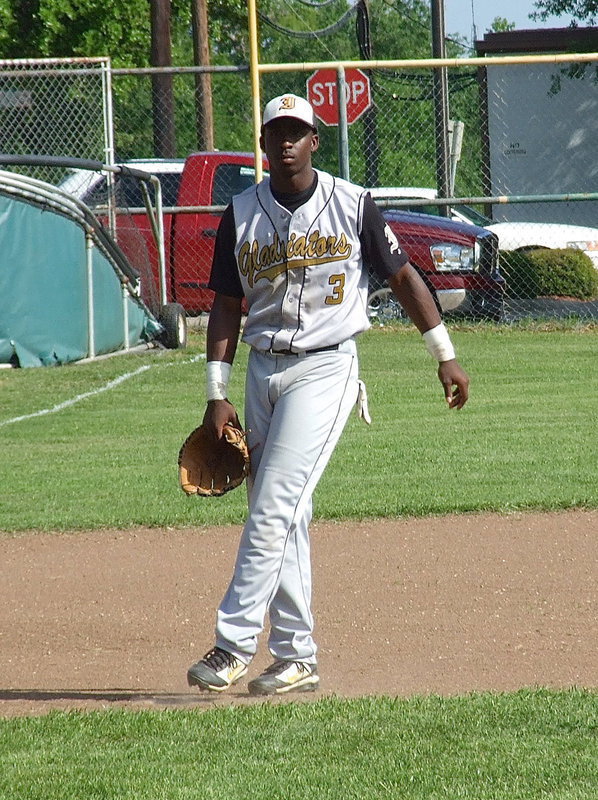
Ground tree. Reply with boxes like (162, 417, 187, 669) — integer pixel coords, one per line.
(489, 17, 516, 32)
(532, 1, 598, 24)
(0, 0, 151, 64)
(0, 0, 203, 66)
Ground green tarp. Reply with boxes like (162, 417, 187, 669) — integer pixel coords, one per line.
(0, 191, 160, 367)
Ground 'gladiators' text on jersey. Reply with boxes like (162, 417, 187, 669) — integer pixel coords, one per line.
(238, 230, 353, 288)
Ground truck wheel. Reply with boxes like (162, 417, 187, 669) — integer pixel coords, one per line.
(367, 288, 405, 324)
(158, 303, 187, 349)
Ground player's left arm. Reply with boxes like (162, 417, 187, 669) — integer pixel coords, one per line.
(389, 265, 469, 409)
(360, 193, 469, 409)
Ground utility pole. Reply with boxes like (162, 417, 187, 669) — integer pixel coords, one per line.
(191, 0, 215, 151)
(150, 0, 176, 157)
(431, 0, 450, 212)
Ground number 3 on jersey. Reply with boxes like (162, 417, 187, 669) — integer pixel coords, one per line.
(325, 273, 345, 305)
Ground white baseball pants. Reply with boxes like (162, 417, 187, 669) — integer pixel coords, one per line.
(215, 339, 359, 664)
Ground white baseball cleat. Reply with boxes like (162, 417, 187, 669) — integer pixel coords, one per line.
(248, 660, 319, 695)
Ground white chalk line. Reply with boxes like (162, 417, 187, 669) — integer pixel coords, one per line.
(0, 353, 205, 429)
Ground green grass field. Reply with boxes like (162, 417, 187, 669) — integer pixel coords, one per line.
(0, 691, 596, 800)
(1, 324, 597, 799)
(1, 324, 597, 531)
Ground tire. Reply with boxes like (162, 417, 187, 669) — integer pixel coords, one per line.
(158, 302, 187, 349)
(367, 287, 406, 324)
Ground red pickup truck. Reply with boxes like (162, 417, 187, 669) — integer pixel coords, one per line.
(59, 152, 505, 321)
(58, 153, 265, 316)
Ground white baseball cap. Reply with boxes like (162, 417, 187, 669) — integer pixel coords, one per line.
(262, 94, 317, 130)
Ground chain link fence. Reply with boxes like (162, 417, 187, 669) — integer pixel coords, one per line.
(0, 57, 113, 183)
(1, 54, 597, 323)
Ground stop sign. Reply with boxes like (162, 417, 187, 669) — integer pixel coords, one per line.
(306, 68, 372, 126)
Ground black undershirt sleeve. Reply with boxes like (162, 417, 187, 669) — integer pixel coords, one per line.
(207, 203, 245, 298)
(359, 193, 409, 281)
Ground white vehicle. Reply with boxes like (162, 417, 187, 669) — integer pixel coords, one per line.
(368, 187, 598, 269)
(57, 159, 185, 208)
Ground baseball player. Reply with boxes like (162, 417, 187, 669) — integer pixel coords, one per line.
(187, 93, 469, 695)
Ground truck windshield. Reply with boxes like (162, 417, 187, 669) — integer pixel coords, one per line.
(212, 164, 269, 206)
(456, 205, 493, 226)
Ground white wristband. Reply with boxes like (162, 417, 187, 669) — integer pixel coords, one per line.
(422, 323, 456, 362)
(206, 361, 232, 401)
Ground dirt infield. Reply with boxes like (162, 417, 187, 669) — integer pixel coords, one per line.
(1, 510, 596, 717)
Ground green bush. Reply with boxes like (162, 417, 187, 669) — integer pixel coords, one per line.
(499, 251, 540, 298)
(500, 248, 598, 300)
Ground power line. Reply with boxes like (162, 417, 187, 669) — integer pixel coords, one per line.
(257, 5, 357, 38)
(294, 0, 339, 6)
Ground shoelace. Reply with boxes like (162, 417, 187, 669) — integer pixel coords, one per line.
(203, 647, 237, 670)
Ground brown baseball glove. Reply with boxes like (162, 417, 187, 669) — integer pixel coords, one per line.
(178, 423, 250, 497)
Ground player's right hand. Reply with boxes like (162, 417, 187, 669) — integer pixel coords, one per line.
(203, 399, 241, 440)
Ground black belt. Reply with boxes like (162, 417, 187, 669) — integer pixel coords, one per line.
(269, 344, 339, 356)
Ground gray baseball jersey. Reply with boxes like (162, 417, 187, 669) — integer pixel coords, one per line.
(209, 168, 408, 352)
